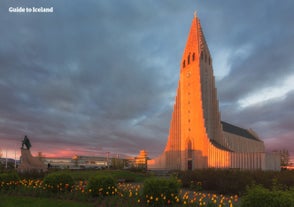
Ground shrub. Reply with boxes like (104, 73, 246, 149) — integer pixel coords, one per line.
(216, 169, 253, 194)
(104, 170, 141, 183)
(241, 185, 294, 207)
(142, 177, 181, 206)
(86, 175, 116, 196)
(0, 172, 20, 191)
(179, 169, 253, 194)
(178, 169, 294, 195)
(276, 170, 294, 189)
(190, 180, 202, 191)
(68, 170, 146, 183)
(0, 172, 20, 182)
(250, 170, 276, 189)
(18, 170, 46, 180)
(43, 172, 74, 193)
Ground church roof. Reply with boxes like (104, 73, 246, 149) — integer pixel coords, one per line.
(221, 121, 260, 141)
(210, 139, 232, 152)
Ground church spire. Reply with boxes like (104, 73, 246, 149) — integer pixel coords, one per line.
(181, 12, 211, 70)
(193, 11, 197, 18)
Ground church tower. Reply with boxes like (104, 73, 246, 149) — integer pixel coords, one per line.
(148, 13, 280, 171)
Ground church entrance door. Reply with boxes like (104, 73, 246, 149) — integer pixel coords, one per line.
(188, 160, 192, 170)
(187, 140, 193, 170)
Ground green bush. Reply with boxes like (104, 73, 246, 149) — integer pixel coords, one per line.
(103, 170, 142, 182)
(142, 177, 181, 206)
(179, 169, 253, 194)
(18, 170, 46, 180)
(251, 170, 274, 189)
(68, 170, 146, 183)
(86, 175, 116, 196)
(179, 169, 294, 195)
(216, 169, 253, 194)
(241, 185, 294, 207)
(43, 172, 74, 193)
(0, 172, 20, 191)
(121, 170, 146, 182)
(276, 171, 294, 189)
(0, 172, 20, 182)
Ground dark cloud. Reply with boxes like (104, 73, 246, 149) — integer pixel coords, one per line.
(0, 0, 293, 160)
(211, 0, 294, 159)
(220, 90, 294, 157)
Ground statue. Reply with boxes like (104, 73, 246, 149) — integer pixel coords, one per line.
(21, 135, 32, 150)
(18, 135, 47, 172)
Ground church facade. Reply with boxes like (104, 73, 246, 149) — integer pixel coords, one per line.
(148, 14, 280, 171)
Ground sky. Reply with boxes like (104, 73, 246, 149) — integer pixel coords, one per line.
(0, 0, 293, 162)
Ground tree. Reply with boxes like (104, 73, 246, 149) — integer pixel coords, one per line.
(280, 149, 290, 167)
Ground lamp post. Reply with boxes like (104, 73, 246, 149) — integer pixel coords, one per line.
(107, 152, 110, 168)
(5, 150, 8, 169)
(14, 150, 17, 169)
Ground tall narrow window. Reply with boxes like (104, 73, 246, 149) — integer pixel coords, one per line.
(183, 60, 186, 68)
(192, 53, 195, 61)
(188, 54, 190, 64)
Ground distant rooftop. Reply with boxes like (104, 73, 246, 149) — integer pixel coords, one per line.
(221, 121, 260, 141)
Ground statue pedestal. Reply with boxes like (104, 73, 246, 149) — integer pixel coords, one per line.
(18, 149, 47, 172)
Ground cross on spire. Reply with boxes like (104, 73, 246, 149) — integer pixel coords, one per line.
(194, 11, 197, 18)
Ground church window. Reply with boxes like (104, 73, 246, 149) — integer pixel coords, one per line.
(192, 53, 195, 61)
(183, 60, 186, 68)
(188, 54, 190, 64)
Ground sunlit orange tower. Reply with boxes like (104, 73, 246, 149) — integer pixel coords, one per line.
(148, 13, 280, 171)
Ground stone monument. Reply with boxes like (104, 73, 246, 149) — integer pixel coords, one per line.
(18, 135, 47, 172)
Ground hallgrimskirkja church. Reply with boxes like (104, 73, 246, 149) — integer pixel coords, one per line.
(148, 14, 280, 171)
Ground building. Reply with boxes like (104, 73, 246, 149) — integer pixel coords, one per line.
(43, 155, 109, 169)
(43, 154, 133, 169)
(134, 150, 148, 169)
(148, 13, 280, 171)
(0, 158, 19, 169)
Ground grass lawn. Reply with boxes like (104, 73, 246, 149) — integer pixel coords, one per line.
(0, 195, 94, 207)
